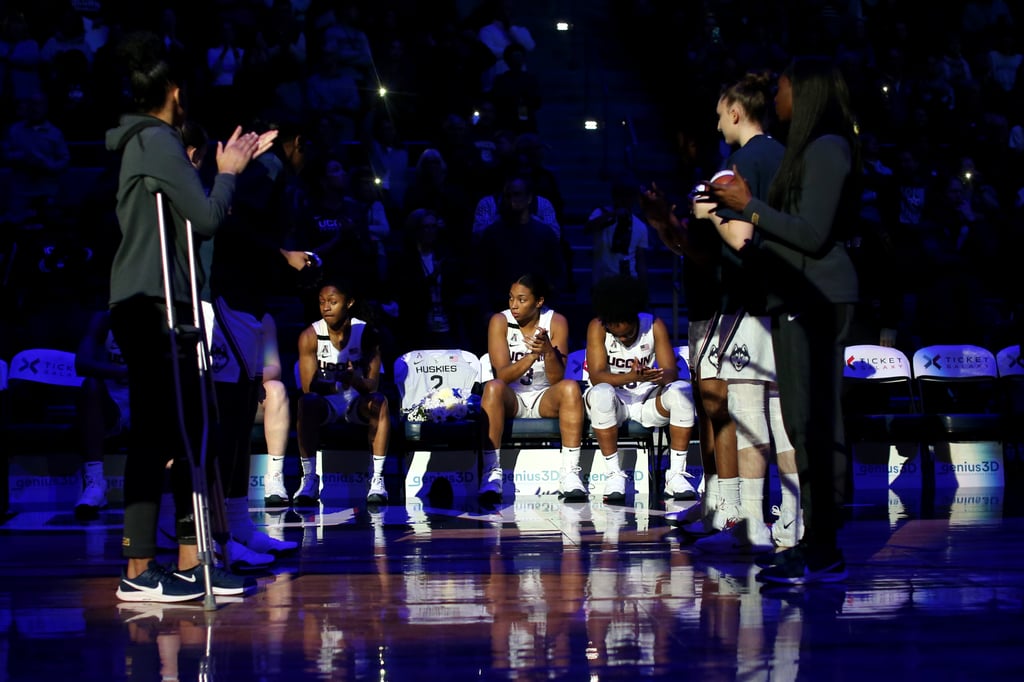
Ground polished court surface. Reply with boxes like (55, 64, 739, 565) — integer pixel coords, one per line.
(3, 480, 1024, 681)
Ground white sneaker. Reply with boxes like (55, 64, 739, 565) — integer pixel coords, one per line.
(221, 538, 274, 571)
(559, 467, 588, 501)
(602, 470, 629, 503)
(770, 505, 805, 548)
(478, 468, 504, 503)
(74, 474, 108, 518)
(681, 500, 733, 536)
(241, 529, 298, 555)
(367, 475, 388, 504)
(264, 472, 290, 507)
(293, 473, 320, 507)
(663, 470, 697, 500)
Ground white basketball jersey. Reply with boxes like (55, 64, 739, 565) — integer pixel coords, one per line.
(603, 312, 657, 404)
(503, 308, 555, 393)
(398, 349, 480, 411)
(312, 318, 366, 402)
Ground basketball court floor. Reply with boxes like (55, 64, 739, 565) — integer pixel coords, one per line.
(2, 477, 1024, 681)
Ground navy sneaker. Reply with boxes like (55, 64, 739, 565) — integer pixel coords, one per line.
(755, 543, 802, 569)
(173, 563, 257, 596)
(757, 546, 848, 584)
(116, 561, 206, 603)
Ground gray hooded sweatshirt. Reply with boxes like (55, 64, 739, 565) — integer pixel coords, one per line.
(105, 114, 236, 307)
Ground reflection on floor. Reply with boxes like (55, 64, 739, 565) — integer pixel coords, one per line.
(3, 486, 1024, 681)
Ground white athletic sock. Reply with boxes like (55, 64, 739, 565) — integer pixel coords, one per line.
(719, 476, 740, 510)
(740, 477, 765, 522)
(83, 460, 104, 480)
(483, 449, 500, 472)
(300, 457, 316, 476)
(603, 451, 621, 474)
(561, 446, 581, 471)
(371, 455, 386, 477)
(669, 448, 688, 474)
(780, 472, 800, 515)
(266, 454, 285, 476)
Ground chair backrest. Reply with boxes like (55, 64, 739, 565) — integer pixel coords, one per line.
(911, 344, 998, 413)
(672, 345, 691, 380)
(996, 344, 1024, 415)
(7, 349, 83, 388)
(393, 349, 481, 412)
(843, 344, 916, 415)
(845, 345, 913, 381)
(5, 348, 83, 424)
(912, 344, 997, 381)
(565, 348, 589, 389)
(478, 352, 492, 383)
(996, 344, 1024, 378)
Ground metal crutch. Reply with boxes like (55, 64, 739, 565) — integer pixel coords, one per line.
(156, 192, 218, 611)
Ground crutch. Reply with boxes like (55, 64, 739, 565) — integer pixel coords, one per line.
(156, 192, 219, 611)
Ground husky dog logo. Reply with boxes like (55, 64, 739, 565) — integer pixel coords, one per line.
(729, 344, 751, 371)
(209, 341, 230, 374)
(708, 344, 720, 369)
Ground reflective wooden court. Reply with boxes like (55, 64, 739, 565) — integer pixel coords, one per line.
(3, 482, 1024, 681)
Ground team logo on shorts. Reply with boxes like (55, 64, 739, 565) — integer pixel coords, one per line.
(209, 341, 230, 373)
(708, 344, 720, 369)
(729, 344, 751, 371)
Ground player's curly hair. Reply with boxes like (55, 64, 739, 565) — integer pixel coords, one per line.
(592, 274, 647, 324)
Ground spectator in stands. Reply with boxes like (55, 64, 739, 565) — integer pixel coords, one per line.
(477, 174, 565, 319)
(203, 18, 246, 138)
(343, 164, 392, 287)
(39, 7, 93, 68)
(584, 174, 650, 291)
(490, 42, 541, 134)
(395, 208, 464, 352)
(304, 48, 362, 155)
(290, 157, 377, 322)
(294, 277, 391, 505)
(1, 12, 43, 115)
(2, 89, 70, 214)
(584, 274, 697, 504)
(472, 167, 559, 244)
(480, 272, 586, 504)
(364, 112, 410, 222)
(402, 147, 475, 256)
(72, 309, 126, 520)
(474, 0, 535, 93)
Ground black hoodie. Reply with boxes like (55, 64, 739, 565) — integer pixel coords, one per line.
(105, 113, 236, 306)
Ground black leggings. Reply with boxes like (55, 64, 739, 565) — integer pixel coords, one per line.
(771, 303, 854, 551)
(111, 297, 213, 557)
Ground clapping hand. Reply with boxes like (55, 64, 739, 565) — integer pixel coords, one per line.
(527, 328, 550, 357)
(639, 182, 679, 229)
(632, 359, 663, 384)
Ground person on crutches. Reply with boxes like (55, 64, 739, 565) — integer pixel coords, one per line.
(106, 31, 275, 604)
